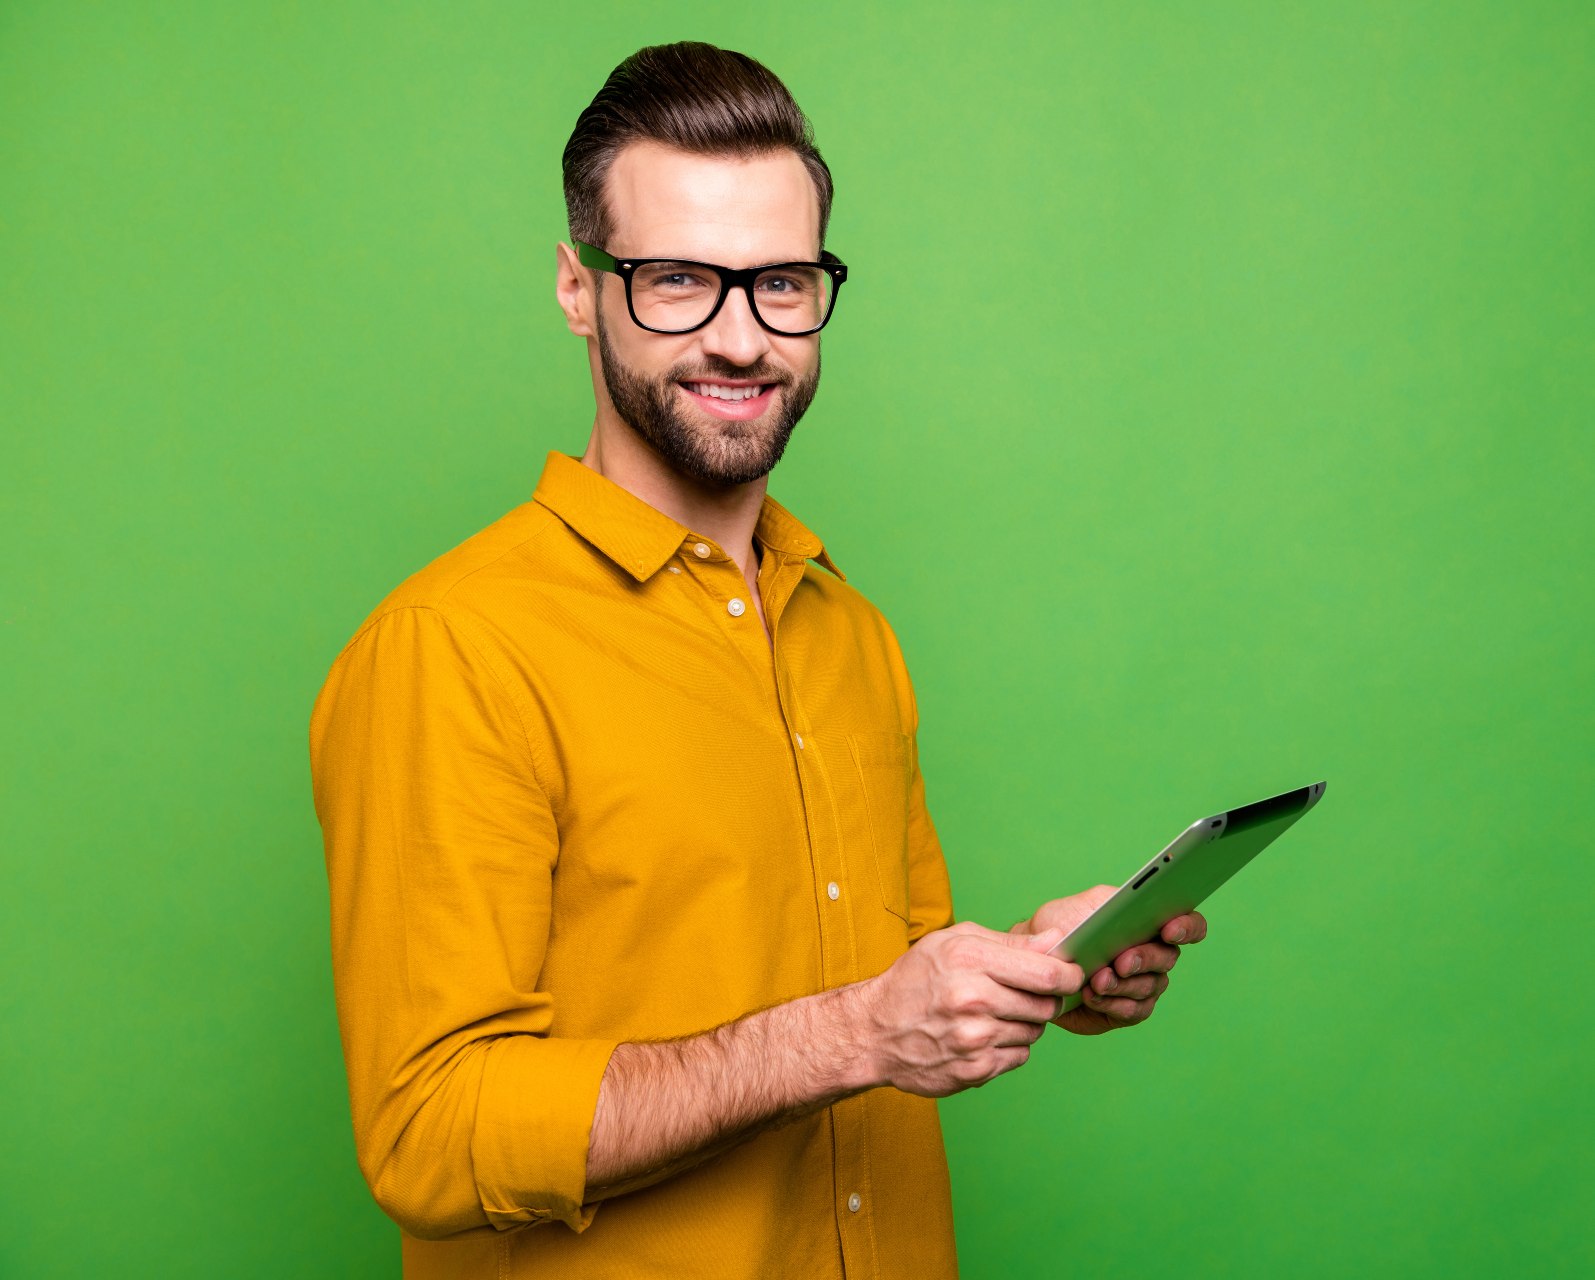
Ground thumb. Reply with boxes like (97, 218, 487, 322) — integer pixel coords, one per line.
(1018, 927, 1083, 996)
(1018, 926, 1064, 953)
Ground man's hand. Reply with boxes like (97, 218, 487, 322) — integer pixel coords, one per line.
(854, 922, 1084, 1097)
(588, 903, 1202, 1193)
(1012, 886, 1209, 1037)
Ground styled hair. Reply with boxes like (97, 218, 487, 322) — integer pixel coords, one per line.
(563, 42, 833, 252)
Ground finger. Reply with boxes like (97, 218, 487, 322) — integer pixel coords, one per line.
(987, 1044, 1034, 1081)
(938, 926, 1082, 995)
(1081, 988, 1158, 1024)
(1090, 968, 1168, 1000)
(1022, 927, 1065, 954)
(1161, 911, 1208, 944)
(978, 941, 1085, 998)
(950, 1044, 1033, 1091)
(990, 1015, 1050, 1048)
(976, 978, 1069, 1024)
(1114, 941, 1180, 978)
(1074, 884, 1118, 913)
(1028, 884, 1118, 935)
(955, 920, 1054, 947)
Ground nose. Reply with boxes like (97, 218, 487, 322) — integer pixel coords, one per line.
(697, 282, 773, 369)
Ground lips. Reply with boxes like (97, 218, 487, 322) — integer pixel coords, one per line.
(677, 380, 779, 421)
(681, 380, 766, 401)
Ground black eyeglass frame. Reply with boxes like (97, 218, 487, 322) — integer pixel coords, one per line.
(574, 240, 848, 337)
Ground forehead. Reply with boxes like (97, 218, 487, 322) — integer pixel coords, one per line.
(604, 141, 820, 264)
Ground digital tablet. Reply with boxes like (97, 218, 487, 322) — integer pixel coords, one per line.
(1049, 781, 1327, 1011)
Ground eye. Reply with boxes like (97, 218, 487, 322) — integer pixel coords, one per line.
(637, 263, 713, 292)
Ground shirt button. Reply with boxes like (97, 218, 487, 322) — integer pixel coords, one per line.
(794, 733, 805, 749)
(727, 598, 746, 617)
(827, 881, 839, 901)
(693, 542, 711, 558)
(666, 565, 682, 574)
(847, 1193, 862, 1213)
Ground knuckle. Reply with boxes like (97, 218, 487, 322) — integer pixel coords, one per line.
(947, 937, 981, 967)
(948, 1022, 986, 1054)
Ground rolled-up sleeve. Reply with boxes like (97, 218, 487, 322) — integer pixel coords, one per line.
(309, 604, 619, 1240)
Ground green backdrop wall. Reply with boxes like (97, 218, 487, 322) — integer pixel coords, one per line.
(4, 2, 1589, 1276)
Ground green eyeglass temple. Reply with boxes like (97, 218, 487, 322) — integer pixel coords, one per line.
(573, 239, 847, 337)
(575, 241, 620, 273)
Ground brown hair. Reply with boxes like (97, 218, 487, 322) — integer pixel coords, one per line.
(562, 42, 833, 252)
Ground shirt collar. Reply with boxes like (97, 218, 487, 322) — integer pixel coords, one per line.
(531, 451, 846, 584)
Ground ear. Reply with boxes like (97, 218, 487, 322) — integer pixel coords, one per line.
(555, 241, 596, 338)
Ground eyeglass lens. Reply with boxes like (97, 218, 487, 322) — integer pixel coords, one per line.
(630, 262, 834, 334)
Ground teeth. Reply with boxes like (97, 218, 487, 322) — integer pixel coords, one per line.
(686, 382, 762, 401)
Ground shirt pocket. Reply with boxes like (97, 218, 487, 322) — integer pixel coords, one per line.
(847, 730, 913, 923)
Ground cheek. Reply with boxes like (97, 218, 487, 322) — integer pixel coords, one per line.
(775, 339, 820, 381)
(610, 327, 694, 383)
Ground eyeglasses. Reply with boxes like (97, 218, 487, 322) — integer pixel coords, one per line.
(575, 240, 848, 337)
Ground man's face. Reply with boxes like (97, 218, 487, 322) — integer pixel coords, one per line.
(591, 142, 824, 487)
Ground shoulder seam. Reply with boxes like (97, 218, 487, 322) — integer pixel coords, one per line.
(336, 604, 558, 804)
(332, 508, 563, 657)
(431, 506, 563, 608)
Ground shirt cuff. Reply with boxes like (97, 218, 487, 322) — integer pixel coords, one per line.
(471, 1034, 622, 1232)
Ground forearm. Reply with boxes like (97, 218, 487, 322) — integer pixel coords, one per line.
(585, 980, 878, 1196)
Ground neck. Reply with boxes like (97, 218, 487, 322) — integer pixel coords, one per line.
(579, 419, 767, 582)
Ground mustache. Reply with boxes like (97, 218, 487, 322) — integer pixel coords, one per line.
(667, 358, 791, 385)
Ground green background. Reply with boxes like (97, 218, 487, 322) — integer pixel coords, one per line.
(4, 2, 1589, 1276)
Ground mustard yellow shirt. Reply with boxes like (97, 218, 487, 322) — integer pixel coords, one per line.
(310, 449, 958, 1278)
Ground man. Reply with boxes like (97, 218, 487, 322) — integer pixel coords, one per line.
(310, 41, 1206, 1279)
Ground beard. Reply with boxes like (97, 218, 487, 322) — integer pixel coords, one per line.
(596, 305, 821, 487)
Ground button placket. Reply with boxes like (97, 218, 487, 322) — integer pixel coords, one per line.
(770, 673, 856, 979)
(831, 1096, 880, 1275)
(681, 541, 770, 689)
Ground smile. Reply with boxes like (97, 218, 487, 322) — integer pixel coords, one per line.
(677, 380, 778, 421)
(681, 381, 770, 401)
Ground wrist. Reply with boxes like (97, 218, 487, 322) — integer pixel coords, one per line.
(810, 980, 886, 1095)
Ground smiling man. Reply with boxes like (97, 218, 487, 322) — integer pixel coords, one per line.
(310, 41, 1205, 1279)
